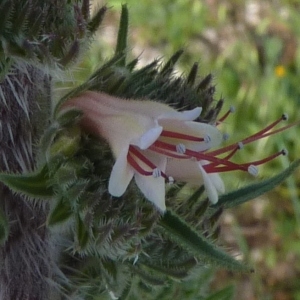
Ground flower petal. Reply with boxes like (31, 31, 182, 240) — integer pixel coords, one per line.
(134, 174, 166, 211)
(82, 91, 178, 117)
(158, 119, 223, 151)
(207, 173, 225, 193)
(134, 151, 167, 211)
(199, 160, 225, 193)
(158, 107, 202, 121)
(165, 158, 204, 185)
(131, 125, 163, 149)
(108, 148, 134, 197)
(80, 92, 203, 121)
(198, 164, 219, 204)
(66, 94, 160, 157)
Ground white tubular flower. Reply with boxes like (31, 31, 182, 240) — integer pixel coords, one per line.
(63, 92, 290, 211)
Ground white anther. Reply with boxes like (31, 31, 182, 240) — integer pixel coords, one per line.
(176, 143, 186, 154)
(248, 165, 258, 177)
(152, 168, 161, 178)
(282, 149, 288, 156)
(223, 133, 230, 141)
(204, 134, 211, 143)
(168, 176, 174, 184)
(282, 113, 288, 121)
(230, 105, 236, 113)
(238, 142, 244, 149)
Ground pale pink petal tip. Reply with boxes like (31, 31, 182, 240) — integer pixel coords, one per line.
(132, 126, 163, 149)
(159, 107, 202, 121)
(134, 174, 166, 212)
(108, 150, 134, 197)
(198, 164, 219, 204)
(180, 107, 202, 121)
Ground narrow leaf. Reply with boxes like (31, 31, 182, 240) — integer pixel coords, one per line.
(212, 159, 300, 210)
(140, 262, 189, 279)
(204, 285, 235, 300)
(115, 4, 129, 66)
(129, 265, 166, 286)
(185, 185, 205, 209)
(197, 73, 213, 91)
(0, 0, 13, 32)
(0, 166, 53, 198)
(56, 108, 82, 127)
(161, 49, 184, 76)
(126, 58, 139, 71)
(59, 40, 80, 67)
(47, 199, 72, 226)
(186, 62, 199, 86)
(119, 282, 132, 300)
(76, 214, 89, 249)
(160, 210, 251, 271)
(87, 5, 107, 34)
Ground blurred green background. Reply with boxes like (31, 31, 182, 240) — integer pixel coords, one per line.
(67, 1, 300, 299)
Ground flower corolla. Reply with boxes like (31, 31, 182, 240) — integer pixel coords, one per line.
(62, 92, 290, 211)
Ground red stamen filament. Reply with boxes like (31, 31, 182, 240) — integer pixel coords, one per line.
(151, 138, 287, 175)
(127, 146, 168, 179)
(217, 106, 235, 124)
(127, 153, 153, 176)
(201, 144, 242, 171)
(208, 115, 293, 157)
(244, 115, 285, 140)
(222, 144, 240, 160)
(152, 140, 250, 172)
(126, 115, 295, 180)
(256, 120, 299, 139)
(149, 145, 190, 159)
(241, 149, 286, 167)
(160, 130, 205, 142)
(203, 150, 285, 173)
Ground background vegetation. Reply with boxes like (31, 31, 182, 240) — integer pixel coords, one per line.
(68, 1, 300, 299)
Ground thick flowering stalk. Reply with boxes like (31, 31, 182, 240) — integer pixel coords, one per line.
(62, 91, 291, 211)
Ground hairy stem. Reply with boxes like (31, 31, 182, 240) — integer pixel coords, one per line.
(0, 65, 57, 300)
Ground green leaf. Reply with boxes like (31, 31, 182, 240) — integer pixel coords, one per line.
(161, 49, 184, 76)
(0, 0, 13, 34)
(160, 210, 251, 272)
(47, 199, 72, 226)
(59, 40, 80, 67)
(186, 62, 199, 86)
(54, 55, 125, 115)
(129, 265, 166, 286)
(0, 207, 9, 245)
(76, 214, 89, 250)
(185, 185, 206, 210)
(140, 262, 189, 279)
(119, 282, 132, 300)
(204, 285, 235, 300)
(55, 107, 83, 128)
(87, 5, 107, 34)
(212, 159, 300, 210)
(0, 166, 53, 198)
(126, 58, 139, 71)
(115, 4, 129, 66)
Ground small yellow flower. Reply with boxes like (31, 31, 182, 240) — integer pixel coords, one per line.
(62, 92, 290, 212)
(275, 65, 286, 78)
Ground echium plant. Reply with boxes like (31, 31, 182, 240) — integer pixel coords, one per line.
(0, 2, 299, 300)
